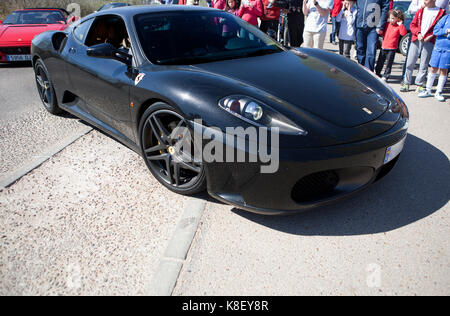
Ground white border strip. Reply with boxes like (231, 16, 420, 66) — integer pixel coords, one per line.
(0, 125, 92, 190)
(147, 198, 207, 296)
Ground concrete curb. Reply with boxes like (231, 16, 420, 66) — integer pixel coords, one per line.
(0, 125, 92, 190)
(147, 197, 207, 296)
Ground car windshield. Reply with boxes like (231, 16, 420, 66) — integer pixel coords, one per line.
(3, 10, 66, 25)
(393, 1, 413, 19)
(134, 11, 284, 65)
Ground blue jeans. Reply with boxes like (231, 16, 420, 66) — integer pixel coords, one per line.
(330, 17, 338, 43)
(356, 27, 379, 71)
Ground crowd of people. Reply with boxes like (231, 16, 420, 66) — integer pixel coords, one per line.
(172, 0, 449, 102)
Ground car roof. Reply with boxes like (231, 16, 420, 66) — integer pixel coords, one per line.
(94, 5, 216, 17)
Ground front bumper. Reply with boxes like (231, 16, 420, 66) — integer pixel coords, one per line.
(0, 45, 32, 62)
(205, 119, 408, 214)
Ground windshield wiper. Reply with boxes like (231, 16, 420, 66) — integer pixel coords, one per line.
(241, 47, 280, 58)
(156, 47, 281, 65)
(157, 55, 223, 65)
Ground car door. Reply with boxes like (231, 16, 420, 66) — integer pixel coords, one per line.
(65, 14, 134, 142)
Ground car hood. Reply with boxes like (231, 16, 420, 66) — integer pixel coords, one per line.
(191, 50, 392, 128)
(0, 24, 67, 44)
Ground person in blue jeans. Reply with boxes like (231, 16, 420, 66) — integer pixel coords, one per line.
(356, 0, 391, 71)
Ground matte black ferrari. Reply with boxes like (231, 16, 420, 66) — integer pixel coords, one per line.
(31, 6, 409, 214)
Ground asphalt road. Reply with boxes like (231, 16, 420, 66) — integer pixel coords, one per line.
(0, 41, 448, 295)
(0, 62, 87, 176)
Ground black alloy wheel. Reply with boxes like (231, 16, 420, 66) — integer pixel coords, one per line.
(34, 60, 61, 115)
(139, 103, 206, 195)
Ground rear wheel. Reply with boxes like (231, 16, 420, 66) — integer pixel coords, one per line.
(34, 59, 61, 115)
(139, 103, 206, 195)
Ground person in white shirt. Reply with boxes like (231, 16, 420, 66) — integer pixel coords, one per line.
(402, 0, 448, 77)
(336, 0, 357, 58)
(409, 0, 449, 14)
(401, 0, 445, 92)
(302, 0, 335, 49)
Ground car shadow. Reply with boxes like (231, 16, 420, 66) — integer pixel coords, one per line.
(231, 134, 449, 236)
(0, 61, 32, 68)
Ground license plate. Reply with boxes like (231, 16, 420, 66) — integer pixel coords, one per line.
(384, 137, 406, 164)
(6, 54, 31, 61)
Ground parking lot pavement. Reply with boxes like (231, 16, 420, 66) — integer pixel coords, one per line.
(0, 63, 87, 176)
(173, 48, 450, 295)
(0, 130, 189, 295)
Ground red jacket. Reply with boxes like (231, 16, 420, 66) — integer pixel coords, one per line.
(410, 7, 446, 44)
(380, 22, 407, 49)
(238, 0, 263, 26)
(261, 0, 280, 21)
(213, 0, 226, 9)
(331, 0, 343, 18)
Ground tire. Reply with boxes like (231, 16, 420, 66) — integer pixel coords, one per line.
(138, 102, 206, 195)
(34, 59, 62, 115)
(399, 35, 409, 56)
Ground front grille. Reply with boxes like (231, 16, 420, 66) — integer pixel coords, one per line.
(291, 170, 340, 203)
(0, 46, 31, 55)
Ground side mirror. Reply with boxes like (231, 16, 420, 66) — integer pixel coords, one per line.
(87, 43, 131, 65)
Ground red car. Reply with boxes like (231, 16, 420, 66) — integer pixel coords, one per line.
(0, 8, 70, 63)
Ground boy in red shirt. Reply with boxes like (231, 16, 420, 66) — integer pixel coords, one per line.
(375, 9, 407, 81)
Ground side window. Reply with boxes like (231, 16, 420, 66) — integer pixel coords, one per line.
(73, 19, 94, 43)
(85, 15, 131, 51)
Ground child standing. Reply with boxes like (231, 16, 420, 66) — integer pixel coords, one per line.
(336, 0, 357, 59)
(401, 0, 446, 92)
(419, 14, 450, 101)
(375, 10, 407, 81)
(226, 0, 241, 15)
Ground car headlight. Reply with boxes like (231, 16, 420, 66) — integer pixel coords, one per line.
(218, 95, 307, 135)
(392, 95, 409, 120)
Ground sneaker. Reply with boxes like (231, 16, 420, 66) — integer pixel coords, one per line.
(400, 84, 410, 92)
(416, 86, 425, 93)
(418, 90, 432, 98)
(434, 93, 445, 102)
(381, 77, 387, 83)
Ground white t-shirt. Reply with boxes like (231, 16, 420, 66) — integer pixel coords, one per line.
(409, 0, 449, 15)
(304, 0, 334, 33)
(421, 7, 440, 35)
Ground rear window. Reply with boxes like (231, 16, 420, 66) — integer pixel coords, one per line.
(3, 10, 66, 25)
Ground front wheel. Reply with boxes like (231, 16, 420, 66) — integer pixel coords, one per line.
(139, 103, 206, 195)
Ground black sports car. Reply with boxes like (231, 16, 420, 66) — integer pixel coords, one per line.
(31, 6, 409, 214)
